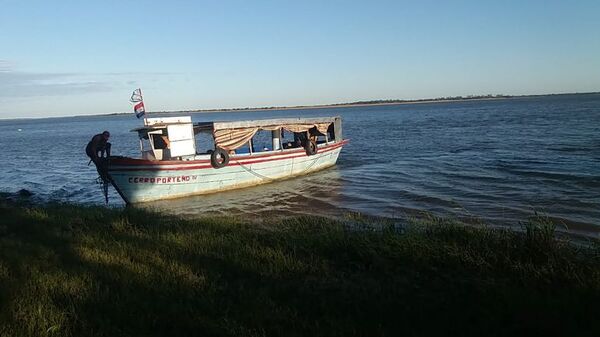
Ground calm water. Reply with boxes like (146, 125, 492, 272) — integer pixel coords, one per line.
(1, 94, 599, 236)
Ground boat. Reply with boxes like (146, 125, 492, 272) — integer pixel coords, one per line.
(105, 116, 348, 204)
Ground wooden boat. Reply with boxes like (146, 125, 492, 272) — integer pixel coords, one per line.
(107, 116, 347, 204)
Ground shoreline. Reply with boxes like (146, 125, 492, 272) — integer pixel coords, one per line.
(2, 190, 598, 239)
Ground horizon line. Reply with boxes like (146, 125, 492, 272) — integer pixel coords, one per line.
(2, 91, 599, 121)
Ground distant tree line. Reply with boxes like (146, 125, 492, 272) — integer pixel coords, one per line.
(333, 94, 512, 106)
(141, 92, 599, 115)
(184, 94, 512, 113)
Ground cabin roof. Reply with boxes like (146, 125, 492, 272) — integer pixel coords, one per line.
(131, 116, 339, 133)
(211, 117, 338, 130)
(131, 122, 191, 132)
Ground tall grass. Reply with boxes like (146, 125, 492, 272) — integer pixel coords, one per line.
(0, 201, 599, 337)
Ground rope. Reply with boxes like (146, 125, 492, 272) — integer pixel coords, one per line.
(92, 157, 110, 204)
(95, 176, 109, 204)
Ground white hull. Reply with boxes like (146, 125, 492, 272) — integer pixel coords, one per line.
(108, 141, 346, 203)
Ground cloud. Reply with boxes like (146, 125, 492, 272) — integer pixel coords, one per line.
(0, 66, 184, 99)
(0, 70, 113, 98)
(0, 59, 15, 71)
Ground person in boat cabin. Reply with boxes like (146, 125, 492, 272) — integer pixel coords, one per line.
(293, 132, 306, 147)
(86, 131, 111, 166)
(161, 135, 170, 148)
(154, 134, 170, 150)
(327, 124, 335, 141)
(308, 127, 320, 144)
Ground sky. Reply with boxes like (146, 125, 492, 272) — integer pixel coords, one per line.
(1, 0, 599, 118)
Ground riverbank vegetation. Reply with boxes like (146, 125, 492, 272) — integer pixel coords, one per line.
(0, 199, 599, 336)
(108, 92, 600, 115)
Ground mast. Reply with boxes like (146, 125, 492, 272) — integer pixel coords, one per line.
(131, 88, 147, 126)
(140, 88, 148, 126)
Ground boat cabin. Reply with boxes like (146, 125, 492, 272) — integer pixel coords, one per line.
(132, 116, 343, 161)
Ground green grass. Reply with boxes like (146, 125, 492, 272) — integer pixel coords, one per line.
(0, 200, 599, 337)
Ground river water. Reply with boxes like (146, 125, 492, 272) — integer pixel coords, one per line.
(1, 94, 599, 236)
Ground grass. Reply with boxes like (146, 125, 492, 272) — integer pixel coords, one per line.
(0, 199, 599, 337)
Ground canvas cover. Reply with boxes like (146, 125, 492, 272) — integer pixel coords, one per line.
(213, 120, 333, 151)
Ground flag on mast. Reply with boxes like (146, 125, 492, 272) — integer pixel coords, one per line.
(130, 88, 146, 118)
(134, 102, 146, 119)
(130, 88, 143, 103)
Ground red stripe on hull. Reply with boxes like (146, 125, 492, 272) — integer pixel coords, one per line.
(109, 140, 348, 172)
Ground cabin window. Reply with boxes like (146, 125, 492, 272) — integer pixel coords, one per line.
(140, 136, 152, 152)
(251, 130, 275, 152)
(309, 127, 328, 145)
(152, 131, 170, 150)
(139, 133, 156, 160)
(195, 131, 215, 154)
(232, 140, 252, 155)
(280, 130, 299, 149)
(327, 124, 336, 141)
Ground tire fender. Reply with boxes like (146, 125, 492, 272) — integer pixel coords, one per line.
(305, 140, 318, 156)
(211, 148, 230, 168)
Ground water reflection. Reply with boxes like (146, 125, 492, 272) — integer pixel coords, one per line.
(141, 167, 345, 218)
